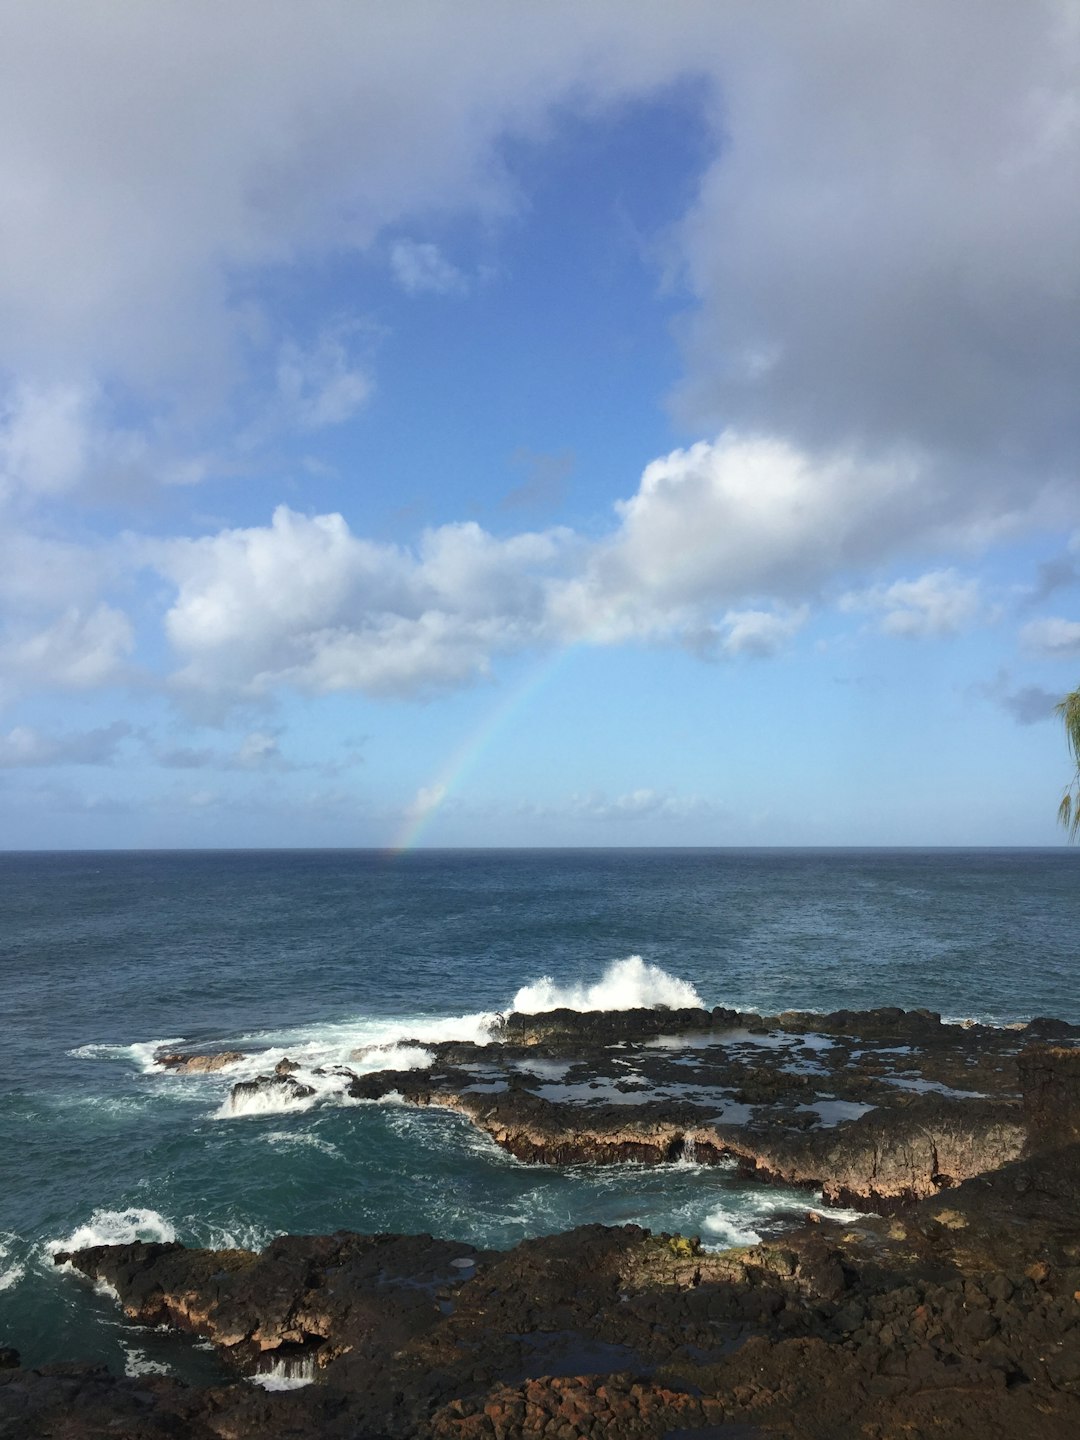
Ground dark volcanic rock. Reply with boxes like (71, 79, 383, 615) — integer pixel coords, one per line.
(499, 1005, 714, 1046)
(737, 1096, 1026, 1208)
(227, 1071, 316, 1112)
(40, 1004, 1080, 1437)
(1020, 1044, 1080, 1150)
(345, 1004, 1044, 1210)
(41, 1203, 1080, 1439)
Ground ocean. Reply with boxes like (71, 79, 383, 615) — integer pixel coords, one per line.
(2, 847, 1078, 1381)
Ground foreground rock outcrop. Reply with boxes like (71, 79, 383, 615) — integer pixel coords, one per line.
(12, 1139, 1080, 1439)
(6, 1006, 1080, 1438)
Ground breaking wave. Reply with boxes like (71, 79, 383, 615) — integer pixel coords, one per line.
(701, 1207, 763, 1249)
(511, 956, 703, 1014)
(47, 1208, 178, 1261)
(0, 1233, 25, 1292)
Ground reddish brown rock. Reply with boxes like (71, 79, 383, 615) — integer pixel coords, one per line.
(156, 1049, 246, 1073)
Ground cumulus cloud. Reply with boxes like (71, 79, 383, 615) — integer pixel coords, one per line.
(0, 720, 132, 767)
(0, 604, 134, 702)
(389, 240, 467, 296)
(154, 505, 571, 701)
(2, 2, 1078, 714)
(144, 427, 1075, 705)
(1021, 616, 1080, 655)
(547, 434, 1051, 649)
(716, 606, 808, 657)
(841, 569, 984, 638)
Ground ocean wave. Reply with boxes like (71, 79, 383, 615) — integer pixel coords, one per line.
(701, 1207, 763, 1249)
(69, 1039, 187, 1073)
(46, 1207, 178, 1259)
(510, 956, 703, 1014)
(0, 1233, 25, 1292)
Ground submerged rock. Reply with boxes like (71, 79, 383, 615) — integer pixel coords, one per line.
(226, 1072, 316, 1114)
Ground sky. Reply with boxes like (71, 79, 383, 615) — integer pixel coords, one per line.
(1, 0, 1079, 849)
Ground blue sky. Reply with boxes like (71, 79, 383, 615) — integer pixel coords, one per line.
(1, 1, 1079, 848)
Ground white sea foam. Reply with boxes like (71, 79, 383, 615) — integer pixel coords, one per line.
(701, 1207, 763, 1249)
(69, 1039, 186, 1073)
(510, 956, 703, 1014)
(251, 1355, 317, 1390)
(216, 1083, 322, 1119)
(93, 958, 706, 1129)
(351, 1043, 435, 1071)
(47, 1207, 178, 1259)
(195, 1219, 271, 1252)
(264, 1131, 340, 1157)
(0, 1234, 25, 1292)
(122, 1346, 171, 1378)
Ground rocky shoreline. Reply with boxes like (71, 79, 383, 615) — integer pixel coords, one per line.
(5, 1004, 1080, 1437)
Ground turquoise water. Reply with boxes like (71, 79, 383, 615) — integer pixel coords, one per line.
(2, 847, 1078, 1376)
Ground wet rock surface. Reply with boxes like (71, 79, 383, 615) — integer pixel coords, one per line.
(155, 1050, 247, 1074)
(8, 1006, 1080, 1437)
(345, 1004, 1074, 1208)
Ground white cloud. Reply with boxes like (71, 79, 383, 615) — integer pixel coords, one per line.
(672, 2, 1080, 476)
(547, 434, 1048, 648)
(0, 603, 134, 701)
(0, 720, 131, 767)
(155, 505, 569, 701)
(0, 382, 95, 498)
(276, 328, 372, 429)
(841, 569, 983, 638)
(1020, 616, 1080, 654)
(0, 3, 1073, 508)
(717, 606, 808, 657)
(145, 427, 1077, 705)
(389, 240, 466, 296)
(407, 782, 448, 816)
(0, 3, 709, 392)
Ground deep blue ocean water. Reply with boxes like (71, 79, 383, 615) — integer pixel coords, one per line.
(2, 847, 1078, 1379)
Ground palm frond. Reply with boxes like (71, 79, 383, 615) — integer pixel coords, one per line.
(1056, 689, 1080, 767)
(1056, 692, 1080, 840)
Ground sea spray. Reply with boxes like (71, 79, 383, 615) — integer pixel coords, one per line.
(510, 956, 703, 1014)
(251, 1353, 317, 1390)
(47, 1208, 178, 1259)
(0, 1234, 25, 1292)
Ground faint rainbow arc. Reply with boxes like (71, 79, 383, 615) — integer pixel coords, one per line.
(389, 647, 573, 852)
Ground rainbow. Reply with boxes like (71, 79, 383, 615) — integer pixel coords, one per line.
(388, 648, 570, 852)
